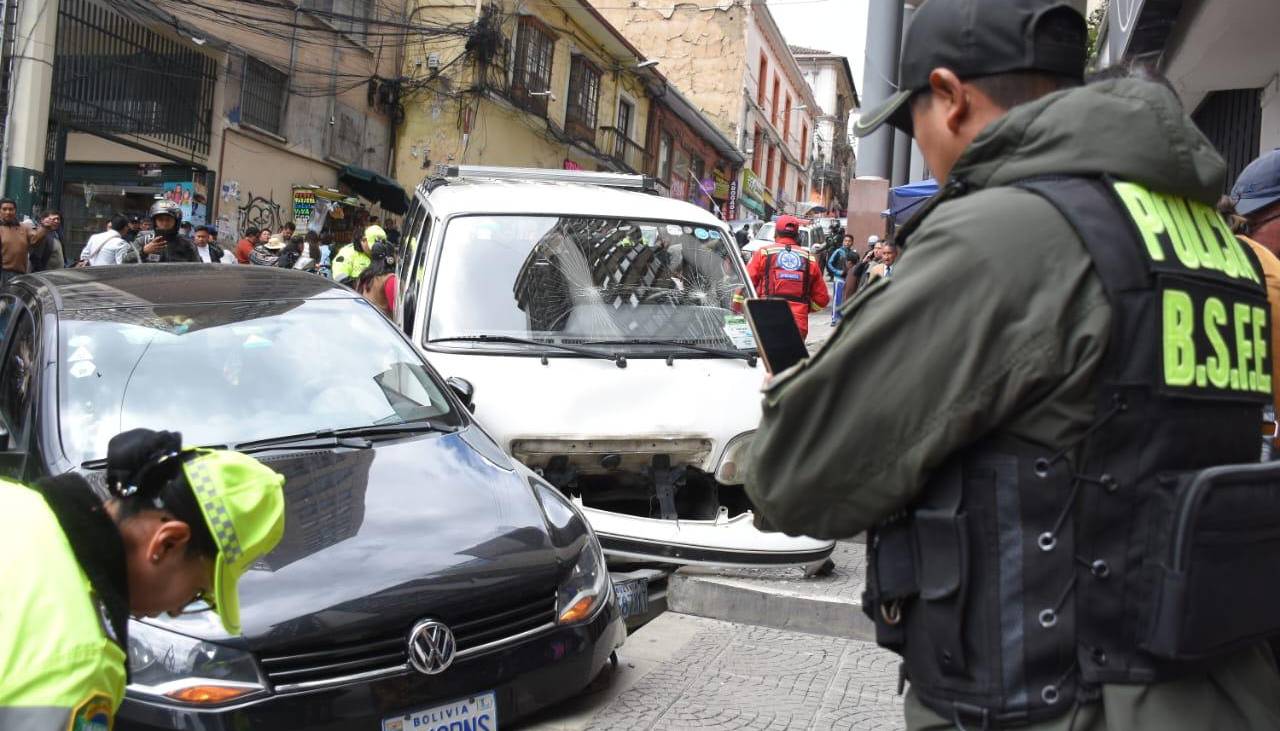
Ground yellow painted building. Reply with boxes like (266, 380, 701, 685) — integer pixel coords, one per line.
(394, 1, 656, 187)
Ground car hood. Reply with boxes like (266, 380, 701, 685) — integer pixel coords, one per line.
(151, 429, 562, 651)
(423, 350, 765, 471)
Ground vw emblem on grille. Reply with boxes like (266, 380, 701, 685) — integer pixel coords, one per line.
(407, 619, 456, 675)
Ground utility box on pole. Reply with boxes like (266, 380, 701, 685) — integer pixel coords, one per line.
(3, 0, 59, 218)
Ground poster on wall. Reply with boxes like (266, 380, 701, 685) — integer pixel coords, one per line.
(163, 182, 195, 223)
(293, 187, 317, 230)
(190, 177, 209, 227)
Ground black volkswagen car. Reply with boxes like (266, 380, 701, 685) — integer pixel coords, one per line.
(0, 265, 624, 729)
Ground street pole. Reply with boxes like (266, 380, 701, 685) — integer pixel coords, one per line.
(891, 3, 917, 186)
(3, 0, 59, 218)
(856, 0, 903, 180)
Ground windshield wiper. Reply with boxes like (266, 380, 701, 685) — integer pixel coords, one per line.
(231, 419, 457, 452)
(225, 432, 375, 454)
(78, 420, 456, 467)
(327, 418, 458, 438)
(427, 335, 627, 368)
(584, 338, 758, 367)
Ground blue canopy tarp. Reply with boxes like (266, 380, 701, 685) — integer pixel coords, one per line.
(885, 179, 938, 223)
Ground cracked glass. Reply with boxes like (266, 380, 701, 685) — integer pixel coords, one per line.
(428, 215, 751, 354)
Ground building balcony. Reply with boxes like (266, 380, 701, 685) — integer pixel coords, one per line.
(597, 126, 648, 174)
(810, 160, 848, 183)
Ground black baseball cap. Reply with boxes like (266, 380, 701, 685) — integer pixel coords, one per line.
(853, 0, 1087, 138)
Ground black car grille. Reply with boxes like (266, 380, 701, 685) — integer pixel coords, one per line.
(259, 591, 558, 691)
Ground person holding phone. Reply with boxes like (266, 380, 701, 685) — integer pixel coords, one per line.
(122, 200, 199, 263)
(745, 1, 1280, 729)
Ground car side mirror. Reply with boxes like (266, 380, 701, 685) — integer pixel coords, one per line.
(446, 376, 475, 412)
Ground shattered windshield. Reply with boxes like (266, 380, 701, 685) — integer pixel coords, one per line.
(428, 215, 755, 353)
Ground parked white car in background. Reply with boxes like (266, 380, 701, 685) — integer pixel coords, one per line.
(741, 220, 817, 260)
(392, 167, 835, 574)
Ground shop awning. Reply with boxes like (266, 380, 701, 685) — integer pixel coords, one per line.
(885, 179, 938, 223)
(338, 164, 409, 215)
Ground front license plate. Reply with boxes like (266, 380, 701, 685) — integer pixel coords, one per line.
(614, 578, 649, 619)
(382, 691, 497, 731)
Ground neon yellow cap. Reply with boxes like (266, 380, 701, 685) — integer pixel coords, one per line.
(182, 450, 286, 635)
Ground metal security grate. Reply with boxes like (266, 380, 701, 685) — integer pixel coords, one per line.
(259, 591, 557, 693)
(53, 0, 217, 161)
(241, 57, 289, 136)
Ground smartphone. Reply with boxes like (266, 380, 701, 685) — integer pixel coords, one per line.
(744, 298, 809, 374)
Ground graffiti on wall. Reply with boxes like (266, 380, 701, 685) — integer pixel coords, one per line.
(239, 194, 285, 235)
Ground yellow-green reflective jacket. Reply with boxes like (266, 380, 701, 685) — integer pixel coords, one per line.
(0, 480, 127, 730)
(331, 243, 371, 283)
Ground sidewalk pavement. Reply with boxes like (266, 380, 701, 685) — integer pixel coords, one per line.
(517, 612, 905, 731)
(807, 303, 838, 351)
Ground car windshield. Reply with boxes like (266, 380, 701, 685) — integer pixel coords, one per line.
(428, 215, 755, 352)
(755, 222, 810, 248)
(59, 298, 458, 463)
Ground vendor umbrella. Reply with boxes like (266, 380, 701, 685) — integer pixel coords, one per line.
(338, 164, 410, 215)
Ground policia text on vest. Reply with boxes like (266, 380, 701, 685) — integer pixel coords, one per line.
(863, 177, 1280, 727)
(1114, 182, 1272, 399)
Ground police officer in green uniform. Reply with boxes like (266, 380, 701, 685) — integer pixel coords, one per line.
(747, 1, 1280, 729)
(0, 429, 285, 730)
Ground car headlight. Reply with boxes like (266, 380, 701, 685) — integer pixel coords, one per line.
(556, 531, 609, 625)
(715, 431, 754, 485)
(127, 620, 265, 705)
(530, 477, 611, 625)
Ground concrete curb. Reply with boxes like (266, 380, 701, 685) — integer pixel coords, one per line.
(668, 571, 876, 642)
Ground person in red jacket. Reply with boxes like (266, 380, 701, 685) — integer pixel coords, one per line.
(746, 215, 830, 339)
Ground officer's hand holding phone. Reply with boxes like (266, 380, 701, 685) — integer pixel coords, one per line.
(143, 237, 168, 256)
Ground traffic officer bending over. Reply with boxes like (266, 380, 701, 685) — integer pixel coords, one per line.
(0, 429, 285, 729)
(746, 215, 829, 339)
(746, 1, 1280, 729)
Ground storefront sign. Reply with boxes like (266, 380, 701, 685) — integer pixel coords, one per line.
(138, 163, 163, 178)
(740, 168, 765, 204)
(697, 176, 715, 205)
(726, 177, 739, 221)
(293, 187, 317, 229)
(713, 170, 731, 200)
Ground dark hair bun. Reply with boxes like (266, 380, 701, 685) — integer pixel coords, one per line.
(106, 428, 183, 498)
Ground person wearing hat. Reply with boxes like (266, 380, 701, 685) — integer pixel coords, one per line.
(1232, 149, 1280, 259)
(747, 1, 1280, 729)
(0, 429, 284, 729)
(746, 214, 830, 339)
(250, 234, 286, 267)
(331, 232, 375, 286)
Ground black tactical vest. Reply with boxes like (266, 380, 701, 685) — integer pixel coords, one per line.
(864, 176, 1280, 727)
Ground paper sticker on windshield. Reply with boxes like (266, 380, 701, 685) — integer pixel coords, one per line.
(708, 230, 722, 240)
(665, 224, 682, 236)
(68, 346, 93, 363)
(694, 228, 709, 240)
(724, 315, 756, 350)
(70, 361, 95, 379)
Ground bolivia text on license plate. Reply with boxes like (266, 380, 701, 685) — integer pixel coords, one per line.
(382, 691, 497, 731)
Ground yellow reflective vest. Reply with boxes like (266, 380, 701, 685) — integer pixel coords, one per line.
(331, 243, 371, 283)
(0, 481, 126, 730)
